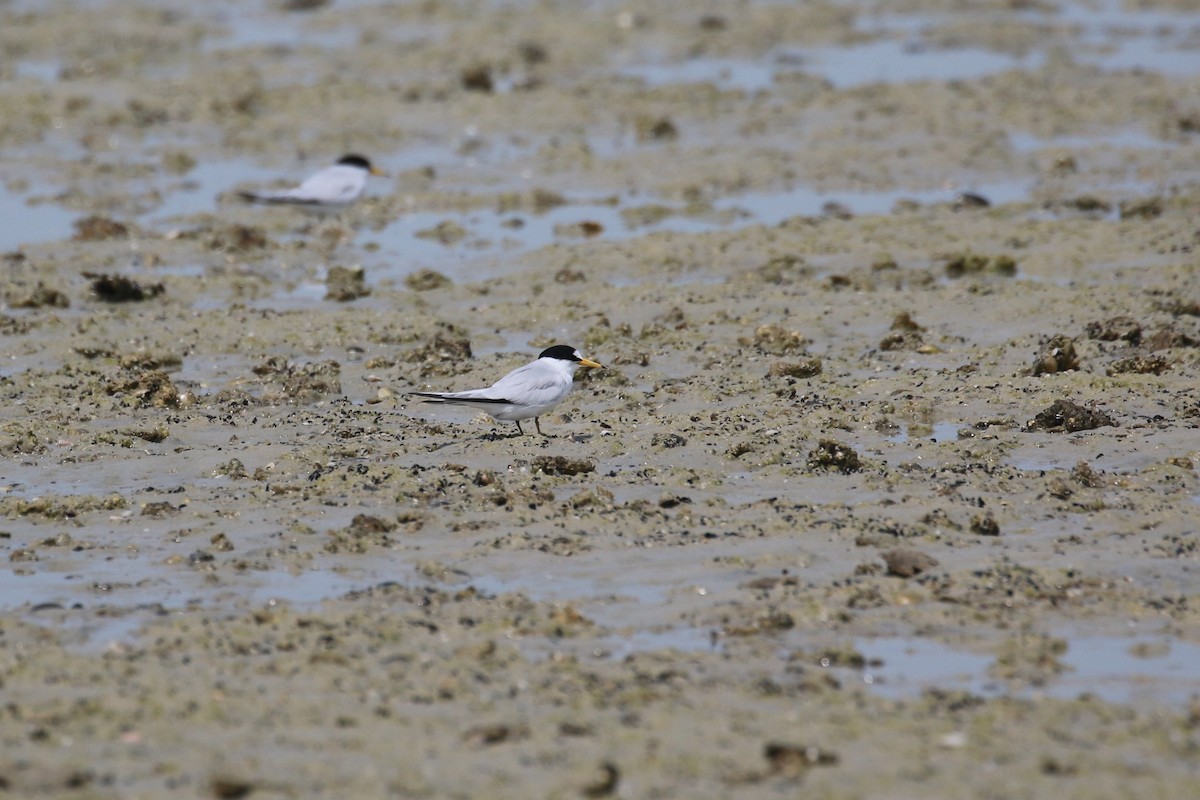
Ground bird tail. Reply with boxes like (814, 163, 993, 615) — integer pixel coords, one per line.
(238, 190, 315, 205)
(409, 391, 510, 405)
(410, 391, 450, 404)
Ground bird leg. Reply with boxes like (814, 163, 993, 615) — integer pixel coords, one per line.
(534, 417, 544, 436)
(515, 420, 525, 436)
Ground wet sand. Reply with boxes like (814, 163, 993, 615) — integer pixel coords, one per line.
(2, 0, 1199, 797)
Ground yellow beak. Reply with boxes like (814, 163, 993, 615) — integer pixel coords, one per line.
(369, 166, 388, 177)
(579, 358, 603, 369)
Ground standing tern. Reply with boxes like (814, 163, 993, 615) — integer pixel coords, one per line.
(237, 154, 385, 210)
(410, 345, 603, 436)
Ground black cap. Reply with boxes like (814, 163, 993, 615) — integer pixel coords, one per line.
(539, 345, 582, 362)
(337, 154, 373, 170)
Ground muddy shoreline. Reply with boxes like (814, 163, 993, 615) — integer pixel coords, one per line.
(2, 0, 1199, 797)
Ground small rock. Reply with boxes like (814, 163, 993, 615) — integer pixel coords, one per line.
(72, 215, 129, 241)
(1144, 327, 1198, 350)
(806, 439, 861, 473)
(581, 762, 620, 798)
(214, 459, 249, 479)
(882, 548, 939, 577)
(206, 224, 269, 252)
(1065, 195, 1111, 213)
(768, 358, 822, 379)
(1107, 355, 1171, 376)
(210, 777, 256, 799)
(141, 501, 178, 517)
(634, 115, 678, 141)
(531, 456, 595, 476)
(970, 512, 1000, 536)
(517, 41, 549, 65)
(85, 272, 165, 302)
(462, 722, 527, 746)
(821, 201, 853, 220)
(751, 323, 806, 354)
(1085, 316, 1141, 344)
(188, 550, 214, 565)
(880, 331, 924, 351)
(954, 192, 991, 209)
(405, 269, 451, 291)
(325, 265, 370, 302)
(120, 424, 169, 443)
(7, 282, 69, 309)
(106, 370, 182, 408)
(347, 514, 394, 536)
(726, 441, 754, 459)
(554, 267, 586, 283)
(1026, 400, 1116, 433)
(461, 64, 494, 92)
(890, 312, 925, 332)
(415, 220, 467, 245)
(1046, 478, 1073, 499)
(650, 432, 687, 448)
(1119, 196, 1163, 219)
(658, 494, 691, 509)
(1071, 461, 1104, 487)
(944, 252, 1017, 278)
(763, 742, 839, 777)
(1031, 335, 1079, 375)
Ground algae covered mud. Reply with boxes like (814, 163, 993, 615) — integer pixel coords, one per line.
(2, 0, 1200, 796)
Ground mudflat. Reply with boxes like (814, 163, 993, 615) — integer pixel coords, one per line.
(1, 1, 1198, 797)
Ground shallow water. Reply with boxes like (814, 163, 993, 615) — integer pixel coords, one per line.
(0, 185, 77, 251)
(857, 633, 1200, 707)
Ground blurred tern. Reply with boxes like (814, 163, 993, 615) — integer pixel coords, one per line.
(237, 154, 385, 210)
(410, 345, 603, 436)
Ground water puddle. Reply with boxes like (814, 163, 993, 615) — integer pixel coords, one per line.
(202, 15, 360, 53)
(1056, 636, 1200, 705)
(859, 0, 1200, 79)
(618, 58, 779, 93)
(13, 59, 63, 82)
(854, 634, 1200, 707)
(886, 420, 962, 444)
(10, 565, 368, 651)
(620, 0, 1200, 97)
(810, 40, 1044, 89)
(1008, 130, 1174, 154)
(0, 184, 77, 252)
(854, 637, 997, 697)
(151, 157, 283, 223)
(1062, 0, 1200, 76)
(360, 196, 719, 282)
(356, 176, 1037, 285)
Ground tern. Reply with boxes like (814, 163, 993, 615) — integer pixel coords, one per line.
(410, 345, 603, 436)
(237, 154, 385, 210)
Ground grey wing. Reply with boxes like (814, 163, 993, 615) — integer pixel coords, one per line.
(411, 387, 495, 403)
(287, 165, 364, 204)
(486, 363, 567, 406)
